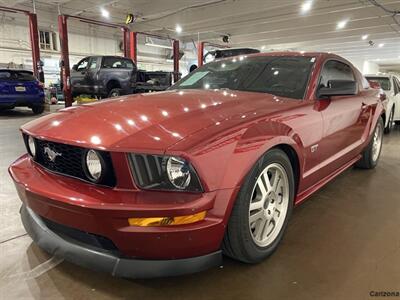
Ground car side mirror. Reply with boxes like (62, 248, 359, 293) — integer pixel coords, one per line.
(72, 64, 77, 71)
(318, 80, 357, 98)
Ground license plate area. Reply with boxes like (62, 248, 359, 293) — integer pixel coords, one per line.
(15, 86, 26, 92)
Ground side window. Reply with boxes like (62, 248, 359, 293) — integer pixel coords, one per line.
(102, 57, 134, 69)
(319, 60, 355, 88)
(88, 57, 98, 70)
(76, 58, 89, 71)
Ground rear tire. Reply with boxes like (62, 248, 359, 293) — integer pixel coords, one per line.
(108, 88, 122, 98)
(222, 149, 295, 263)
(384, 108, 394, 134)
(32, 105, 45, 115)
(356, 117, 384, 169)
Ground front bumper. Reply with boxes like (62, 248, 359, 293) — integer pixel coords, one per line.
(21, 204, 222, 278)
(9, 154, 236, 277)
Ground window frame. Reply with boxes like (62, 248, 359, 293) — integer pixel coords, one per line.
(39, 30, 57, 51)
(76, 58, 90, 72)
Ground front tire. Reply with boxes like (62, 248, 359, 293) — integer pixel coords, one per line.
(222, 149, 295, 263)
(356, 117, 384, 169)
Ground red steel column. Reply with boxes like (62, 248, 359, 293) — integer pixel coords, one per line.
(58, 15, 72, 107)
(173, 39, 180, 82)
(129, 31, 137, 63)
(122, 27, 130, 58)
(197, 41, 205, 67)
(27, 13, 41, 81)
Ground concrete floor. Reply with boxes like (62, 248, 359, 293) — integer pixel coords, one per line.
(0, 107, 399, 300)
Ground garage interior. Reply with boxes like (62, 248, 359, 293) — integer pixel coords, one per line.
(0, 0, 399, 299)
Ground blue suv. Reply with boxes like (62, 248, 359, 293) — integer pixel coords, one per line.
(0, 69, 45, 114)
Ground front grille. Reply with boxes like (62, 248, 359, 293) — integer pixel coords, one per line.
(41, 216, 119, 254)
(35, 139, 85, 179)
(26, 135, 116, 187)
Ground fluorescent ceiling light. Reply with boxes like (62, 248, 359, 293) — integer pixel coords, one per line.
(145, 42, 173, 49)
(336, 20, 348, 29)
(144, 37, 173, 49)
(361, 34, 368, 40)
(378, 43, 384, 48)
(101, 8, 109, 18)
(301, 1, 313, 13)
(175, 24, 182, 33)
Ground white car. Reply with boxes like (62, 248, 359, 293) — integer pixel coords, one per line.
(365, 74, 400, 133)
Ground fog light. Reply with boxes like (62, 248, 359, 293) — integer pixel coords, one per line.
(128, 211, 206, 227)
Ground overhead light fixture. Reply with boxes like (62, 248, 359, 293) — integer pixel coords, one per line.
(175, 24, 182, 34)
(336, 20, 348, 29)
(378, 43, 385, 48)
(145, 42, 173, 49)
(301, 1, 313, 13)
(101, 8, 110, 18)
(261, 45, 266, 50)
(362, 34, 369, 40)
(144, 37, 173, 49)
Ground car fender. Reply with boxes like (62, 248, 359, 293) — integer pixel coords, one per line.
(169, 120, 304, 193)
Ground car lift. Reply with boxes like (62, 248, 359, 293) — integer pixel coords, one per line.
(128, 31, 180, 83)
(197, 41, 229, 67)
(0, 6, 42, 82)
(58, 15, 180, 107)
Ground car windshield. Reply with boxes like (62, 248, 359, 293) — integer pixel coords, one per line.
(0, 70, 36, 81)
(365, 76, 391, 91)
(173, 56, 316, 99)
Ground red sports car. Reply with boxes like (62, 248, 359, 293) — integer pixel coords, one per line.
(9, 52, 384, 278)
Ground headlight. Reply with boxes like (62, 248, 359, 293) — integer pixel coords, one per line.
(128, 154, 203, 192)
(85, 150, 103, 182)
(166, 157, 191, 189)
(27, 136, 36, 157)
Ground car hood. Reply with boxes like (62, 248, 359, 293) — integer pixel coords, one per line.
(22, 89, 301, 152)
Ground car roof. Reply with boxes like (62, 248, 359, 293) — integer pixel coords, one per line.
(0, 69, 33, 73)
(365, 74, 391, 78)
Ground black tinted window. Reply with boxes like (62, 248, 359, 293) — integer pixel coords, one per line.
(173, 56, 316, 99)
(319, 60, 355, 88)
(102, 57, 134, 69)
(76, 58, 89, 71)
(0, 70, 36, 81)
(365, 76, 391, 91)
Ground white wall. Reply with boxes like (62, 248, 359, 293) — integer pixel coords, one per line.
(348, 58, 380, 75)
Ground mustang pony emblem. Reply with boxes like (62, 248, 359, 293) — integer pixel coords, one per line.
(43, 146, 62, 162)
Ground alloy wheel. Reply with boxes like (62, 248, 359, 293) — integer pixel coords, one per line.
(249, 163, 289, 247)
(372, 120, 383, 162)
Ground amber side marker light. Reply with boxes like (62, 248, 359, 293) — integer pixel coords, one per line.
(128, 211, 206, 227)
